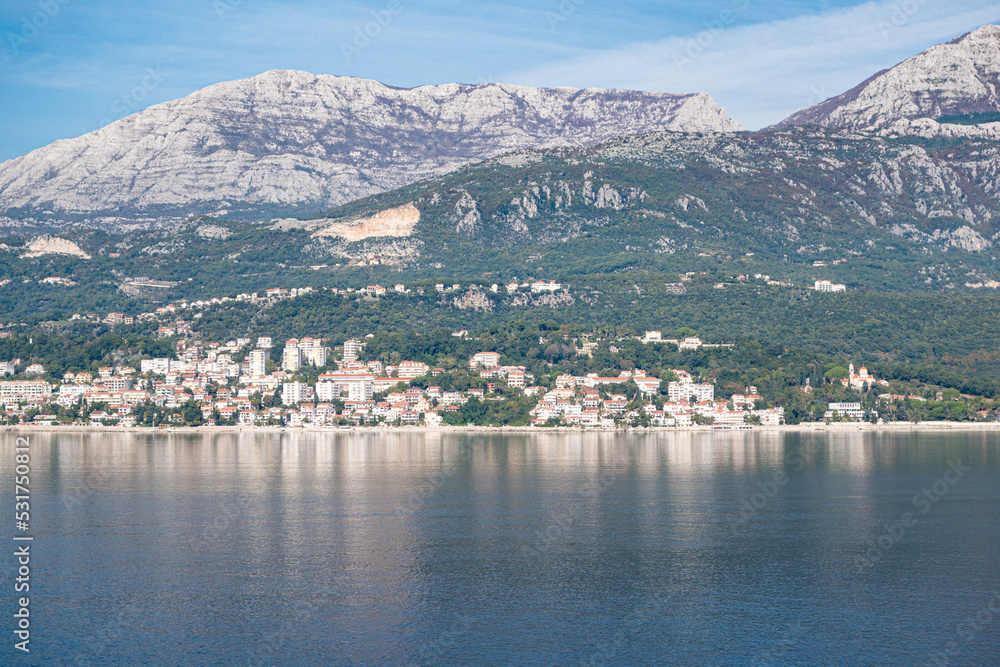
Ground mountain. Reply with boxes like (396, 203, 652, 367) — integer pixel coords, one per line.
(778, 25, 1000, 136)
(0, 70, 742, 223)
(4, 127, 1000, 328)
(292, 127, 999, 275)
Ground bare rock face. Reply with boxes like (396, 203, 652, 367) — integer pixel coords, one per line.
(19, 235, 91, 259)
(452, 289, 494, 312)
(0, 71, 743, 220)
(312, 203, 420, 241)
(777, 25, 1000, 134)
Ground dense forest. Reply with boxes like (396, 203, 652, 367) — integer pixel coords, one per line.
(2, 215, 997, 326)
(179, 275, 1000, 379)
(6, 268, 1000, 380)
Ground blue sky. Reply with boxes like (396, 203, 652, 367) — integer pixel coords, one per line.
(1, 0, 999, 162)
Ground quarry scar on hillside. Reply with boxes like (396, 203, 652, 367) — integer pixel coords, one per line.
(308, 203, 421, 241)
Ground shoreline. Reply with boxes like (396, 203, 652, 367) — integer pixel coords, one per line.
(4, 421, 1000, 435)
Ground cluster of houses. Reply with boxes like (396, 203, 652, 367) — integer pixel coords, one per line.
(639, 331, 734, 351)
(0, 331, 784, 428)
(40, 276, 77, 286)
(52, 280, 569, 333)
(530, 369, 783, 427)
(66, 287, 319, 329)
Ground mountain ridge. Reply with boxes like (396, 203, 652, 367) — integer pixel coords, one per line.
(777, 24, 1000, 136)
(0, 70, 742, 222)
(298, 126, 1000, 267)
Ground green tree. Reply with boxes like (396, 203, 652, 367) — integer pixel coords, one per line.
(824, 366, 849, 383)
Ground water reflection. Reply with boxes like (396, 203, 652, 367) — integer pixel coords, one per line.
(3, 430, 998, 665)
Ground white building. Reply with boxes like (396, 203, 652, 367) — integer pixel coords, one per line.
(714, 410, 748, 425)
(398, 361, 430, 379)
(814, 280, 846, 292)
(530, 280, 561, 293)
(282, 381, 309, 406)
(507, 371, 526, 388)
(342, 339, 364, 362)
(753, 408, 785, 426)
(843, 364, 880, 391)
(316, 382, 342, 402)
(825, 402, 864, 421)
(633, 376, 661, 395)
(303, 345, 328, 367)
(470, 352, 501, 369)
(667, 380, 714, 403)
(678, 337, 703, 351)
(0, 380, 52, 407)
(319, 374, 375, 401)
(247, 349, 267, 377)
(140, 358, 173, 375)
(55, 384, 88, 408)
(281, 345, 303, 372)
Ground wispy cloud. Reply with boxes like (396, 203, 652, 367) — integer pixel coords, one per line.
(500, 0, 1000, 129)
(1, 0, 998, 161)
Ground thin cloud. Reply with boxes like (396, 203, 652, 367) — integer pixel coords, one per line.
(500, 0, 1000, 129)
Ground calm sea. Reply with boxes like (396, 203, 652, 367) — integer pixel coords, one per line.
(2, 430, 999, 666)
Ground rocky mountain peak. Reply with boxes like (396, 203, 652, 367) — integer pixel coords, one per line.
(776, 24, 1000, 134)
(0, 70, 742, 222)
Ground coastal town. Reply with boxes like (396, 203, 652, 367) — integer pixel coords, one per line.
(1, 276, 996, 429)
(4, 258, 1000, 431)
(0, 328, 788, 429)
(3, 315, 995, 429)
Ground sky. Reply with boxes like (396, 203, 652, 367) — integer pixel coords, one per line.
(1, 0, 999, 162)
